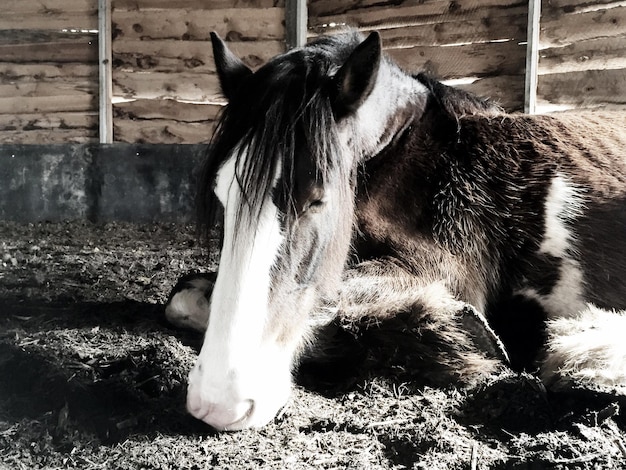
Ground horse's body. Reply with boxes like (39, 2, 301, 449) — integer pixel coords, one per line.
(166, 31, 626, 430)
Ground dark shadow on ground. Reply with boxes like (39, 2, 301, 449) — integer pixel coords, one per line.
(2, 296, 624, 457)
(0, 298, 203, 348)
(0, 298, 210, 445)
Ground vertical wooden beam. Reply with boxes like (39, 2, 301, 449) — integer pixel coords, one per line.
(285, 0, 307, 50)
(99, 0, 113, 143)
(524, 0, 542, 114)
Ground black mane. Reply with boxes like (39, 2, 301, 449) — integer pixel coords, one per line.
(197, 33, 365, 238)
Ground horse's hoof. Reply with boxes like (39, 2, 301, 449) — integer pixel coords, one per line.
(164, 272, 216, 332)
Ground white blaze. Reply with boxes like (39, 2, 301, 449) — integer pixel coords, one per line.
(209, 155, 284, 365)
(187, 154, 290, 430)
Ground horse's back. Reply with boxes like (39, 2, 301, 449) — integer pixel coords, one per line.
(543, 112, 626, 194)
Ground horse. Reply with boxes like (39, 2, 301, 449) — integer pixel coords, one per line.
(165, 30, 626, 431)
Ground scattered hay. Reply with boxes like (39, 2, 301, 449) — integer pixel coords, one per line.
(1, 221, 624, 469)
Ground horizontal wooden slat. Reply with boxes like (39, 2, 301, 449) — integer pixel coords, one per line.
(310, 0, 526, 20)
(3, 0, 96, 14)
(113, 0, 284, 9)
(113, 71, 220, 101)
(114, 99, 224, 122)
(539, 36, 626, 74)
(388, 40, 526, 79)
(541, 0, 622, 16)
(0, 81, 96, 99)
(457, 75, 525, 111)
(313, 13, 528, 48)
(113, 39, 284, 73)
(0, 128, 98, 144)
(0, 112, 97, 131)
(114, 118, 216, 144)
(0, 3, 96, 38)
(0, 63, 97, 81)
(310, 0, 404, 17)
(0, 13, 97, 31)
(540, 5, 626, 46)
(0, 30, 96, 46)
(309, 0, 527, 31)
(1, 0, 96, 31)
(538, 69, 626, 107)
(113, 8, 285, 41)
(0, 95, 97, 114)
(0, 38, 97, 64)
(535, 101, 626, 111)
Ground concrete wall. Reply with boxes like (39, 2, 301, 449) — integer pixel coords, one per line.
(0, 144, 207, 223)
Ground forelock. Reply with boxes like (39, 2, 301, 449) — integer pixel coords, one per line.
(198, 34, 363, 239)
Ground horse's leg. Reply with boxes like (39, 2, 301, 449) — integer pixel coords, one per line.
(541, 304, 626, 395)
(335, 259, 507, 386)
(164, 272, 216, 331)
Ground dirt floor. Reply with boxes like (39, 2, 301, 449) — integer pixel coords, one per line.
(1, 221, 625, 469)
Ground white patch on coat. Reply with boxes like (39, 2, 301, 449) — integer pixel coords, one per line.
(518, 175, 587, 319)
(519, 259, 586, 319)
(539, 175, 583, 258)
(542, 304, 626, 394)
(186, 154, 291, 431)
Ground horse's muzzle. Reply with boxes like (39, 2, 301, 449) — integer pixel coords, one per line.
(186, 394, 255, 431)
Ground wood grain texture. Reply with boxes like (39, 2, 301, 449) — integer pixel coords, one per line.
(0, 95, 96, 115)
(309, 0, 525, 19)
(0, 5, 96, 35)
(0, 63, 97, 81)
(113, 0, 285, 9)
(539, 36, 626, 74)
(0, 112, 98, 130)
(113, 71, 221, 101)
(113, 118, 217, 143)
(309, 0, 526, 31)
(0, 34, 97, 64)
(388, 40, 526, 79)
(0, 14, 97, 31)
(0, 128, 98, 143)
(541, 0, 621, 17)
(4, 0, 96, 14)
(113, 39, 284, 73)
(114, 99, 223, 121)
(458, 75, 525, 111)
(538, 68, 626, 107)
(0, 81, 96, 99)
(540, 5, 626, 46)
(113, 8, 285, 41)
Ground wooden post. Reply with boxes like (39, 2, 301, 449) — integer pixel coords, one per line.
(524, 0, 541, 114)
(285, 0, 307, 50)
(99, 0, 113, 143)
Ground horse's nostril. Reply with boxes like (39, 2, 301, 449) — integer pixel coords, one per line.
(188, 398, 256, 430)
(242, 399, 255, 421)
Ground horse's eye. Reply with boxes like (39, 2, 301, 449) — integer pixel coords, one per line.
(305, 198, 326, 213)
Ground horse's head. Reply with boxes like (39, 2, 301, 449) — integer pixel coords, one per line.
(187, 31, 424, 430)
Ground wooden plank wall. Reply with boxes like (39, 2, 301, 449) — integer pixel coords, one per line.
(308, 0, 529, 111)
(537, 0, 626, 111)
(111, 0, 286, 144)
(1, 1, 624, 145)
(0, 1, 99, 143)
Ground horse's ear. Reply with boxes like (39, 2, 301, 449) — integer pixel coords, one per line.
(332, 32, 382, 117)
(210, 32, 253, 100)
